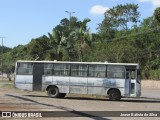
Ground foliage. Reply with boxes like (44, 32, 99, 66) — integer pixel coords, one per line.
(27, 35, 51, 60)
(48, 29, 67, 60)
(0, 46, 11, 53)
(98, 3, 140, 40)
(0, 46, 12, 73)
(154, 7, 160, 23)
(70, 18, 92, 61)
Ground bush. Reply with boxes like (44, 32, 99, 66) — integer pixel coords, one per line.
(149, 69, 160, 80)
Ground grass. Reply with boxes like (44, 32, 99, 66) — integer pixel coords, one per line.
(0, 79, 14, 83)
(0, 79, 14, 89)
(1, 84, 14, 89)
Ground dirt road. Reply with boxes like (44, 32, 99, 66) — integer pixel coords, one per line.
(0, 83, 160, 120)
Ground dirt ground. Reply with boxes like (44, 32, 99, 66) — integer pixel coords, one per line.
(0, 80, 160, 120)
(141, 80, 160, 88)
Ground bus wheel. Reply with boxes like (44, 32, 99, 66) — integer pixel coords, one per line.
(47, 86, 60, 98)
(108, 89, 121, 101)
(59, 93, 66, 98)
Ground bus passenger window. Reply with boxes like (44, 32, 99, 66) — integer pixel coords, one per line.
(89, 65, 106, 77)
(107, 66, 125, 79)
(44, 64, 53, 75)
(71, 64, 87, 77)
(107, 71, 114, 78)
(54, 64, 69, 76)
(96, 72, 101, 77)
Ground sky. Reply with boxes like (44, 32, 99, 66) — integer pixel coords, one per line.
(0, 0, 160, 48)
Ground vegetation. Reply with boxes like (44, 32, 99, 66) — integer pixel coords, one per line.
(154, 7, 160, 23)
(1, 3, 160, 80)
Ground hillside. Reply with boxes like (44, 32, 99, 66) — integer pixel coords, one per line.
(0, 46, 12, 53)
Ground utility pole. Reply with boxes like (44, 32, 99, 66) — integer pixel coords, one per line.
(65, 11, 75, 61)
(65, 11, 75, 30)
(0, 37, 5, 81)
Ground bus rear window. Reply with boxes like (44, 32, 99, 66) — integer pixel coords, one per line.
(17, 63, 33, 75)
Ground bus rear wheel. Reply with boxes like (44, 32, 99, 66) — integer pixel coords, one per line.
(47, 86, 60, 98)
(108, 89, 121, 101)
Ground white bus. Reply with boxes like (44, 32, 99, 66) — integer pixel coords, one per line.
(14, 60, 141, 101)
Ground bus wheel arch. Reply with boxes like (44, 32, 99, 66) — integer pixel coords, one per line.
(107, 88, 121, 101)
(46, 85, 60, 98)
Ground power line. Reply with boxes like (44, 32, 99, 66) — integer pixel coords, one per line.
(101, 25, 160, 42)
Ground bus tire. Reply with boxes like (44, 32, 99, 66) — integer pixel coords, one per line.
(47, 86, 60, 98)
(108, 89, 121, 101)
(59, 93, 66, 98)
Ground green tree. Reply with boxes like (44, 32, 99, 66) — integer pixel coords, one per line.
(154, 7, 160, 23)
(53, 17, 86, 61)
(2, 45, 27, 80)
(0, 46, 11, 74)
(129, 16, 160, 79)
(70, 18, 92, 61)
(27, 35, 50, 60)
(54, 17, 81, 37)
(48, 29, 67, 60)
(98, 3, 140, 39)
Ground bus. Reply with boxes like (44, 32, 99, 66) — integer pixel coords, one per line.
(14, 60, 141, 101)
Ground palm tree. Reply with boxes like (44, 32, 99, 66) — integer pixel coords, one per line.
(70, 18, 92, 61)
(48, 29, 67, 60)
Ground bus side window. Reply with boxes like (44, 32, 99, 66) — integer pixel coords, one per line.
(89, 65, 106, 77)
(71, 64, 87, 77)
(54, 64, 69, 76)
(17, 63, 33, 75)
(96, 72, 101, 77)
(107, 71, 113, 78)
(107, 66, 125, 79)
(44, 64, 53, 75)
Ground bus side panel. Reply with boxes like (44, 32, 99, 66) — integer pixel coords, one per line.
(87, 78, 107, 95)
(42, 75, 53, 91)
(53, 76, 70, 93)
(15, 75, 33, 91)
(114, 79, 125, 96)
(87, 78, 125, 96)
(69, 77, 87, 94)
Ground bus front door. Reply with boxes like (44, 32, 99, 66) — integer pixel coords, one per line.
(125, 68, 136, 97)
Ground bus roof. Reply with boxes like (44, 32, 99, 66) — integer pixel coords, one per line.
(16, 60, 139, 67)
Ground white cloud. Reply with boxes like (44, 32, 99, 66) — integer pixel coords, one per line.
(152, 0, 160, 7)
(90, 5, 109, 15)
(139, 0, 160, 8)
